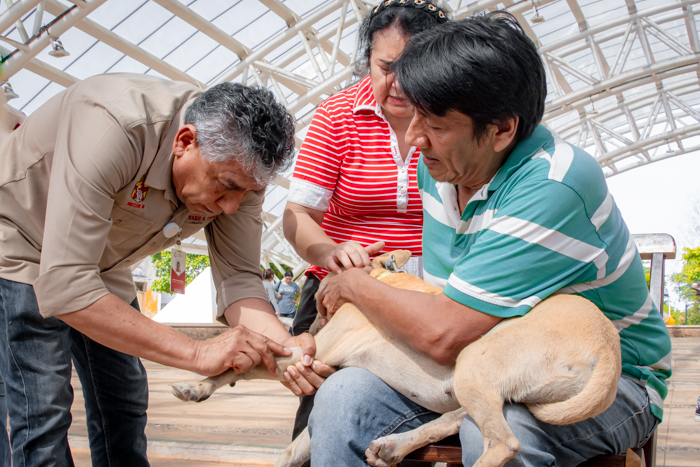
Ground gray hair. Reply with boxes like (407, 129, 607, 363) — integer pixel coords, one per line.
(184, 82, 295, 184)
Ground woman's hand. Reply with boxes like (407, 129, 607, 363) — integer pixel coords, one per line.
(323, 241, 385, 274)
(280, 333, 336, 396)
(277, 294, 282, 299)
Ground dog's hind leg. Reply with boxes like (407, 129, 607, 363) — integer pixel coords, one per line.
(274, 428, 311, 467)
(455, 383, 520, 467)
(365, 408, 466, 467)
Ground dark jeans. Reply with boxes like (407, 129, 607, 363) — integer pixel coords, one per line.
(0, 378, 9, 467)
(0, 278, 149, 466)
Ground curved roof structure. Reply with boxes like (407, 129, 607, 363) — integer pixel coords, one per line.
(2, 0, 699, 274)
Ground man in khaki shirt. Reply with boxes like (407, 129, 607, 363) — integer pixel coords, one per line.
(0, 74, 330, 465)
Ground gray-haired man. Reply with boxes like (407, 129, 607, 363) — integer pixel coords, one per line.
(0, 74, 331, 465)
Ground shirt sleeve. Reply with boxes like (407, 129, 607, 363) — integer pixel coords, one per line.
(33, 95, 141, 318)
(443, 179, 607, 318)
(206, 191, 269, 325)
(287, 105, 344, 212)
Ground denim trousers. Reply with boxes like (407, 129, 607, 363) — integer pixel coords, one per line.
(0, 278, 149, 467)
(308, 367, 658, 467)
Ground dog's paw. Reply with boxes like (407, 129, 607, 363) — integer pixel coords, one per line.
(365, 436, 402, 467)
(170, 381, 215, 402)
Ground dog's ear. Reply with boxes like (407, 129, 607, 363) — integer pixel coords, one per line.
(370, 250, 412, 269)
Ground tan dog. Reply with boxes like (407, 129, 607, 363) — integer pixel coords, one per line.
(171, 251, 621, 467)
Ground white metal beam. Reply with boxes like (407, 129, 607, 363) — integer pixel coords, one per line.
(2, 0, 107, 78)
(150, 0, 251, 60)
(42, 0, 205, 87)
(0, 0, 42, 36)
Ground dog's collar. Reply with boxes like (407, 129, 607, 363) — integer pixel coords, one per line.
(376, 271, 393, 281)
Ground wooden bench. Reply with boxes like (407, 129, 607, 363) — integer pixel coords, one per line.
(397, 233, 676, 467)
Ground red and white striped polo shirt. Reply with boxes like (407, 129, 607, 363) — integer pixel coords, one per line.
(288, 75, 423, 280)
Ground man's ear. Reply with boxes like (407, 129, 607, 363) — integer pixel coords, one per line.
(172, 124, 198, 158)
(491, 116, 519, 153)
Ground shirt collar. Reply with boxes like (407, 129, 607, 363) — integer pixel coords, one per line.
(144, 98, 196, 205)
(352, 75, 382, 116)
(488, 124, 552, 193)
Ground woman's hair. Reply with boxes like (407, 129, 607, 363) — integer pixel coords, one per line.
(263, 268, 275, 280)
(355, 0, 449, 76)
(284, 269, 294, 278)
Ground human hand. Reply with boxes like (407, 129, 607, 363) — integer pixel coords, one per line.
(193, 325, 290, 377)
(323, 241, 385, 274)
(316, 268, 368, 318)
(279, 333, 336, 396)
(277, 294, 282, 299)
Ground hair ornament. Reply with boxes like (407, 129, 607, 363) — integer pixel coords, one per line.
(370, 0, 448, 24)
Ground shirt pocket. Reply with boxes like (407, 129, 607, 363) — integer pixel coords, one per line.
(109, 205, 154, 245)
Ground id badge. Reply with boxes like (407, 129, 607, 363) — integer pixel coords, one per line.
(170, 247, 187, 294)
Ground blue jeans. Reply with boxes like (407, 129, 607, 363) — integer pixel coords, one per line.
(309, 368, 658, 467)
(0, 278, 149, 466)
(0, 377, 9, 467)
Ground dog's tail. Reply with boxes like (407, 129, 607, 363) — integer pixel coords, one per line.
(526, 348, 621, 426)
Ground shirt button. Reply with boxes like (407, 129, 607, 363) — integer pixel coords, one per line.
(400, 187, 406, 193)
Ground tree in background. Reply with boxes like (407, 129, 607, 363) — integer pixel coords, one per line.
(670, 247, 700, 325)
(151, 251, 210, 293)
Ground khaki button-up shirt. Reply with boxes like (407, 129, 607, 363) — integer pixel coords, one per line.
(0, 74, 269, 322)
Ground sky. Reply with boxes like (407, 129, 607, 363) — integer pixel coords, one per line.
(606, 151, 700, 308)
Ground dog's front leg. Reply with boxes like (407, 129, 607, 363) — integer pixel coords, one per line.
(274, 427, 311, 467)
(172, 347, 304, 402)
(365, 408, 466, 467)
(171, 369, 239, 402)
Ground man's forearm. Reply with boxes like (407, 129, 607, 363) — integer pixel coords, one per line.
(58, 293, 200, 372)
(337, 271, 501, 365)
(224, 297, 294, 344)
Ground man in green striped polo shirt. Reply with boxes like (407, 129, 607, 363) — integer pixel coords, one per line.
(310, 13, 671, 466)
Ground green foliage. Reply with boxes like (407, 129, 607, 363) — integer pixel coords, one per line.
(643, 262, 650, 289)
(151, 251, 210, 293)
(670, 247, 700, 325)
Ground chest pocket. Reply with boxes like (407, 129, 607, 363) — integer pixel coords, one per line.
(109, 205, 154, 245)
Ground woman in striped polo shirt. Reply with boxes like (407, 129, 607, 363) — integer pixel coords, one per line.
(281, 0, 449, 458)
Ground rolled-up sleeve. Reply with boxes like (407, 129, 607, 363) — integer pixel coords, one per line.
(206, 191, 269, 325)
(287, 105, 343, 212)
(33, 97, 140, 318)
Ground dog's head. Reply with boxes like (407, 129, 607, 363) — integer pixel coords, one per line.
(308, 250, 412, 335)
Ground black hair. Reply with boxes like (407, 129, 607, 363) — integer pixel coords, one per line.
(284, 269, 294, 277)
(184, 82, 295, 183)
(392, 12, 547, 143)
(356, 0, 449, 76)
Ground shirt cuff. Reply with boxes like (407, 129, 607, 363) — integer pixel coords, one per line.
(287, 178, 333, 212)
(215, 273, 270, 325)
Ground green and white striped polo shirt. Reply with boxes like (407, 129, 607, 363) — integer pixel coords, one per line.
(419, 125, 672, 420)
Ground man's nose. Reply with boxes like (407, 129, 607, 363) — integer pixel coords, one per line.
(405, 116, 428, 148)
